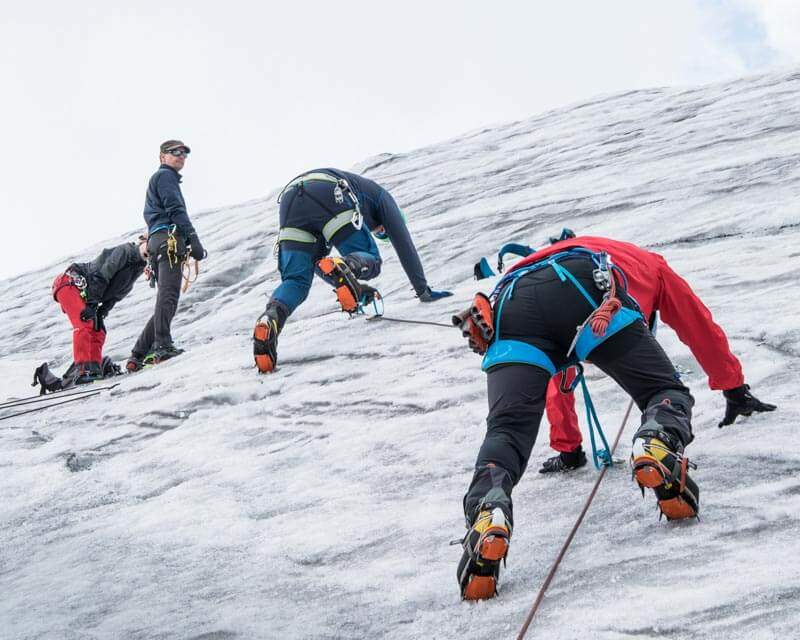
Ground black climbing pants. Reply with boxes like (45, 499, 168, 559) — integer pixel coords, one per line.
(132, 231, 186, 356)
(463, 257, 694, 521)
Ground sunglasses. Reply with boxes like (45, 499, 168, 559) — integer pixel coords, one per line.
(167, 148, 190, 157)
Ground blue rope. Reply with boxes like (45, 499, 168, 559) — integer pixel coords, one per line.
(578, 373, 612, 469)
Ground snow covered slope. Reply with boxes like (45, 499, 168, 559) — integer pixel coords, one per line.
(2, 69, 799, 640)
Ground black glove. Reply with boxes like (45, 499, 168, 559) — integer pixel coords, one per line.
(95, 304, 109, 333)
(188, 235, 207, 261)
(80, 304, 98, 324)
(718, 384, 777, 428)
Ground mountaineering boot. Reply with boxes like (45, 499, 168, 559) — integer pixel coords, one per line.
(539, 445, 588, 473)
(74, 362, 103, 385)
(457, 507, 512, 600)
(100, 356, 122, 378)
(32, 363, 63, 395)
(144, 344, 185, 365)
(126, 354, 145, 373)
(317, 256, 378, 313)
(253, 303, 284, 374)
(631, 428, 699, 521)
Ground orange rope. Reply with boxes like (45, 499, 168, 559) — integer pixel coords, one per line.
(588, 268, 621, 336)
(589, 297, 621, 336)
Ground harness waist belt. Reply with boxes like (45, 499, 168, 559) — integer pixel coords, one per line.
(278, 227, 317, 244)
(65, 269, 87, 289)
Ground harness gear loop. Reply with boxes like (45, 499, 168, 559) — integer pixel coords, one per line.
(52, 269, 88, 301)
(587, 252, 622, 336)
(496, 243, 534, 274)
(558, 365, 583, 393)
(166, 225, 179, 268)
(339, 179, 363, 230)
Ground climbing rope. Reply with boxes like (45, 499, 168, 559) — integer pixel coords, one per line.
(516, 398, 636, 639)
(0, 390, 108, 424)
(182, 258, 200, 293)
(365, 315, 454, 329)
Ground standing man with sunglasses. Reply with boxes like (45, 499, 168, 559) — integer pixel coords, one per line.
(127, 140, 206, 371)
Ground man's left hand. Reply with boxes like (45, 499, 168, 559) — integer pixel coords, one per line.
(188, 235, 207, 261)
(718, 384, 777, 427)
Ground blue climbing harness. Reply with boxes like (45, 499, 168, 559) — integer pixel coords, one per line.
(481, 248, 643, 469)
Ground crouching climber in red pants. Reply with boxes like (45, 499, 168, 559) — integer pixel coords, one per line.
(43, 237, 149, 389)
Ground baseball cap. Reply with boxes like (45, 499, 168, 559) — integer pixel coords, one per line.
(160, 139, 191, 154)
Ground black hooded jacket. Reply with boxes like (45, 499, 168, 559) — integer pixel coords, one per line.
(70, 242, 146, 312)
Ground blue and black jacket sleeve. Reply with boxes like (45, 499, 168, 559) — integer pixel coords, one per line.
(156, 170, 196, 239)
(378, 191, 428, 295)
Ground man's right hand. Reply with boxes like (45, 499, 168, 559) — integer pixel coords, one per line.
(80, 304, 98, 324)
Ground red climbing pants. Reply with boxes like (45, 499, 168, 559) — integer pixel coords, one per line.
(52, 273, 105, 365)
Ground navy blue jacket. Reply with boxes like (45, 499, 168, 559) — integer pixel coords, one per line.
(316, 169, 428, 294)
(143, 165, 196, 239)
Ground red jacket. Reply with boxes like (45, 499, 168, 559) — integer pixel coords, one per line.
(508, 235, 743, 390)
(507, 236, 744, 452)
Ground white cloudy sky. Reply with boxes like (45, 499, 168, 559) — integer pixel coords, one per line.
(1, 0, 798, 278)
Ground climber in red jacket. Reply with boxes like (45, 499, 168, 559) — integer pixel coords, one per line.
(525, 236, 777, 473)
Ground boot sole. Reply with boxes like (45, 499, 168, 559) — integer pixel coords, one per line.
(632, 455, 669, 489)
(460, 526, 509, 601)
(658, 496, 697, 520)
(317, 257, 337, 276)
(318, 258, 359, 313)
(634, 455, 700, 521)
(462, 575, 497, 600)
(334, 286, 358, 313)
(479, 529, 509, 562)
(253, 322, 276, 373)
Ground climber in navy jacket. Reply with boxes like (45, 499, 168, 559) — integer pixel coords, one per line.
(252, 168, 452, 373)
